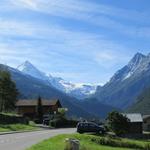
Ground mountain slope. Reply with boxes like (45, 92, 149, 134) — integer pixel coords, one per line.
(94, 53, 150, 109)
(0, 64, 95, 119)
(127, 87, 150, 115)
(17, 61, 97, 99)
(0, 64, 115, 119)
(17, 61, 47, 81)
(79, 98, 118, 118)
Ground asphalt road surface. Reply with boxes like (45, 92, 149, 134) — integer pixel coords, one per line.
(0, 128, 76, 150)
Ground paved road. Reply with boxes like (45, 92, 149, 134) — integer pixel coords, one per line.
(0, 128, 76, 150)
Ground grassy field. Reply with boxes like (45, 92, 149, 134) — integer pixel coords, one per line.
(27, 133, 150, 150)
(0, 122, 38, 132)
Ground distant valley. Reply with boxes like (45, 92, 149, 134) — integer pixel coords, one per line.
(1, 52, 150, 118)
(0, 64, 114, 119)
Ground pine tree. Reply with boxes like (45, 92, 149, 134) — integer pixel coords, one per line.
(0, 71, 19, 112)
(37, 96, 43, 122)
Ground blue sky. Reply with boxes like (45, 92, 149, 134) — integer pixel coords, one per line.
(0, 0, 150, 84)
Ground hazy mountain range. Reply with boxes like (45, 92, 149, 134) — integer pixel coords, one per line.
(17, 61, 97, 99)
(1, 52, 150, 118)
(0, 63, 115, 119)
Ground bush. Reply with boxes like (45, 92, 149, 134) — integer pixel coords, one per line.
(34, 119, 42, 124)
(50, 118, 78, 128)
(0, 113, 29, 125)
(106, 111, 130, 135)
(144, 144, 150, 150)
(80, 146, 89, 150)
(91, 137, 144, 150)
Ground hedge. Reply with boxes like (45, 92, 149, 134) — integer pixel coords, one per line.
(50, 118, 78, 128)
(0, 114, 29, 124)
(91, 137, 150, 150)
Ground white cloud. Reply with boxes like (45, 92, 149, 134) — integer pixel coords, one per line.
(96, 52, 116, 61)
(0, 0, 145, 83)
(9, 0, 150, 38)
(12, 0, 38, 10)
(0, 15, 132, 70)
(94, 50, 131, 69)
(0, 18, 38, 37)
(11, 0, 149, 22)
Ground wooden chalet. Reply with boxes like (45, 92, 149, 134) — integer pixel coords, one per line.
(124, 113, 143, 134)
(16, 99, 62, 118)
(143, 115, 150, 131)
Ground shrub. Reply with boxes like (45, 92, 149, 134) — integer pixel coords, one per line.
(106, 111, 130, 135)
(0, 113, 29, 125)
(91, 137, 144, 150)
(50, 118, 78, 128)
(144, 143, 150, 150)
(50, 118, 65, 128)
(80, 146, 89, 150)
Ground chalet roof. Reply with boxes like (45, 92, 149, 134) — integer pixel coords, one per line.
(123, 113, 143, 123)
(16, 99, 60, 106)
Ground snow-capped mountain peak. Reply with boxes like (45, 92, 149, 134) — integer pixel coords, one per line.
(18, 60, 35, 71)
(17, 61, 97, 99)
(17, 61, 46, 80)
(128, 52, 145, 69)
(109, 53, 149, 82)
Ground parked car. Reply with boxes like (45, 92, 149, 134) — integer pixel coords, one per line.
(43, 115, 51, 125)
(77, 122, 105, 134)
(43, 118, 50, 125)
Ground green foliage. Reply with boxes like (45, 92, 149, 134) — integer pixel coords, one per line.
(145, 144, 150, 150)
(50, 107, 77, 128)
(80, 146, 89, 150)
(64, 142, 73, 150)
(0, 124, 38, 132)
(107, 111, 130, 135)
(0, 70, 19, 112)
(92, 136, 150, 150)
(0, 113, 29, 124)
(37, 96, 43, 122)
(49, 118, 77, 128)
(27, 133, 149, 150)
(91, 137, 144, 149)
(58, 108, 67, 118)
(29, 121, 36, 126)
